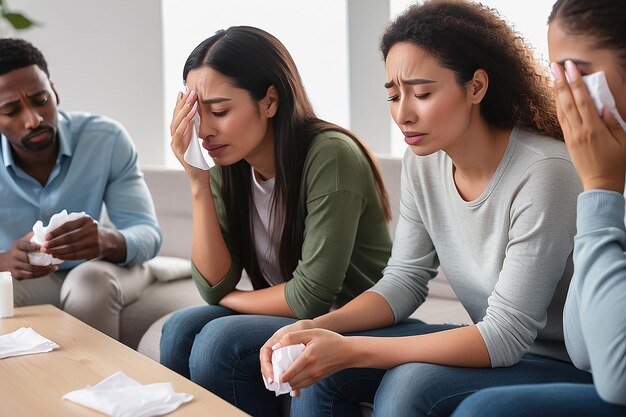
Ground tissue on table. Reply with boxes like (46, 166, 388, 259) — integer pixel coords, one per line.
(263, 343, 306, 396)
(28, 209, 86, 266)
(63, 371, 193, 417)
(582, 71, 626, 133)
(183, 111, 214, 170)
(0, 327, 60, 359)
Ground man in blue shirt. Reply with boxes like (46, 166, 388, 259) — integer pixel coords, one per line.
(0, 38, 162, 340)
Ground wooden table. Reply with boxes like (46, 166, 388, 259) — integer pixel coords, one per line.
(0, 305, 250, 417)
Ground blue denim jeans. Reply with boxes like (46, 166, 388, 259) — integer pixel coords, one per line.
(450, 383, 626, 417)
(160, 306, 297, 417)
(160, 304, 237, 378)
(289, 322, 593, 417)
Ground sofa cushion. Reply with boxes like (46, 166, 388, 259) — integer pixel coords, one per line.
(119, 278, 204, 349)
(137, 312, 172, 362)
(142, 166, 193, 259)
(144, 256, 192, 282)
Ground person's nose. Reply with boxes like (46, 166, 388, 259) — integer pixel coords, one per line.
(394, 96, 417, 127)
(22, 105, 43, 130)
(198, 116, 217, 140)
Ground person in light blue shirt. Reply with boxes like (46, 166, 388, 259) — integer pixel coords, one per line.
(0, 38, 162, 340)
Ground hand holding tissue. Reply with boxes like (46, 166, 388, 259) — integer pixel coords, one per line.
(28, 209, 86, 266)
(183, 110, 215, 170)
(582, 71, 626, 133)
(263, 343, 306, 396)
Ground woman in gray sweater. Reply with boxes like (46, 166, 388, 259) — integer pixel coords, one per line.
(258, 1, 593, 416)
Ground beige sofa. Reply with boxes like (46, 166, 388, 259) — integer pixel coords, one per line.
(129, 155, 471, 361)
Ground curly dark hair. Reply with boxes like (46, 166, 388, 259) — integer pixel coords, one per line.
(549, 0, 626, 66)
(381, 0, 562, 140)
(0, 38, 49, 77)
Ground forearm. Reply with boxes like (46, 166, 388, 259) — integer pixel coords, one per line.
(190, 184, 232, 285)
(349, 324, 491, 369)
(574, 191, 626, 402)
(218, 283, 294, 317)
(98, 228, 127, 263)
(312, 292, 395, 333)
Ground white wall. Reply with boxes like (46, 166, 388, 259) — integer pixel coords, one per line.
(8, 0, 165, 166)
(6, 1, 556, 164)
(347, 0, 392, 154)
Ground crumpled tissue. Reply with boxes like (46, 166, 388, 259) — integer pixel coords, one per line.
(183, 111, 214, 170)
(63, 371, 193, 417)
(28, 209, 86, 266)
(0, 327, 60, 359)
(582, 71, 626, 133)
(263, 343, 306, 396)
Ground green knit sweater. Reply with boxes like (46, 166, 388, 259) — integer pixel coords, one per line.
(192, 131, 392, 318)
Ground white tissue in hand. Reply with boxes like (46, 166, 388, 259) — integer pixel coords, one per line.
(183, 111, 214, 170)
(63, 371, 193, 417)
(263, 343, 306, 396)
(582, 71, 626, 133)
(28, 209, 86, 266)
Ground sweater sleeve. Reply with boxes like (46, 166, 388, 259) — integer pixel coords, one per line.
(191, 168, 243, 304)
(285, 191, 366, 318)
(565, 190, 626, 404)
(476, 158, 581, 367)
(367, 150, 438, 321)
(284, 138, 373, 318)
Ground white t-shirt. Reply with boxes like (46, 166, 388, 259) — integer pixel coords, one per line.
(251, 167, 284, 286)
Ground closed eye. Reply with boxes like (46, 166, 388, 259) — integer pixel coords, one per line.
(0, 108, 17, 116)
(212, 110, 227, 117)
(415, 93, 430, 100)
(387, 95, 399, 102)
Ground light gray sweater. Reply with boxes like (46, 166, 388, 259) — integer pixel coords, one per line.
(564, 190, 626, 404)
(369, 128, 582, 367)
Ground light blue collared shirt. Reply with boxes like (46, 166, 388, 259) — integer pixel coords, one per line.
(0, 111, 161, 269)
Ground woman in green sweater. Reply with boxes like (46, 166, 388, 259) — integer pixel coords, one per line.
(160, 26, 392, 416)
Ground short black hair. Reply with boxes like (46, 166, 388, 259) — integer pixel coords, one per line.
(0, 38, 49, 77)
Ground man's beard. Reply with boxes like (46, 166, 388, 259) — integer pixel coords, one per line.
(20, 125, 56, 152)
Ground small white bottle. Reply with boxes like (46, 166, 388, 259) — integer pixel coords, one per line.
(0, 271, 14, 318)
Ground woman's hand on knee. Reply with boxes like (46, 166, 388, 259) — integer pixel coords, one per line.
(260, 319, 316, 384)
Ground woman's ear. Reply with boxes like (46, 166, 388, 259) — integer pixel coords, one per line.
(466, 69, 488, 104)
(263, 85, 279, 118)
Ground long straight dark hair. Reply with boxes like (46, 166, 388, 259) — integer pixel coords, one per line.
(183, 26, 391, 289)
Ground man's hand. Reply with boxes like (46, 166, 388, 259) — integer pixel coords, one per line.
(0, 232, 58, 280)
(41, 214, 126, 263)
